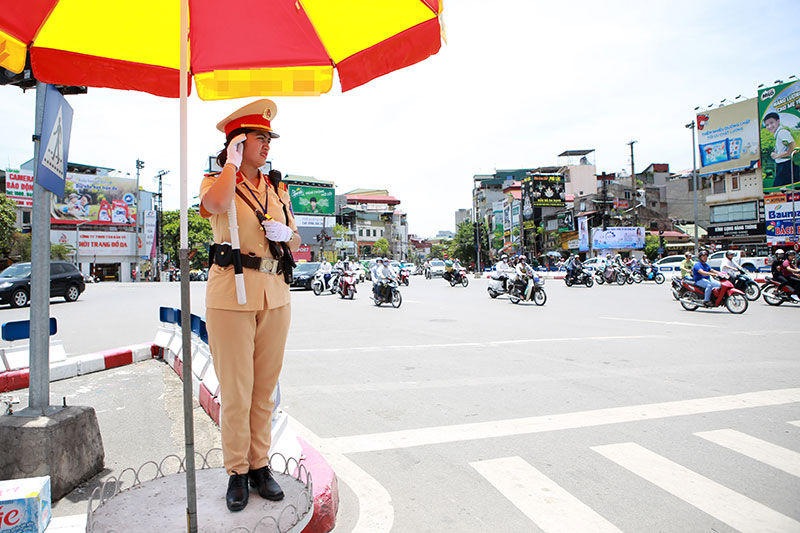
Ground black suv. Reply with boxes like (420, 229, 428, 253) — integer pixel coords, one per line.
(0, 261, 86, 308)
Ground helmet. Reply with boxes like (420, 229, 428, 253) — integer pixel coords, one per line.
(725, 250, 734, 256)
(788, 250, 797, 256)
(519, 255, 527, 262)
(775, 249, 785, 255)
(501, 254, 508, 260)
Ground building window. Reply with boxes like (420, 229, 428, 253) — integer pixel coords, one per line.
(712, 176, 726, 194)
(710, 201, 756, 224)
(731, 174, 740, 191)
(358, 228, 363, 237)
(624, 191, 631, 200)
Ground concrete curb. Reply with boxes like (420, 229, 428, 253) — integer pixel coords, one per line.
(0, 343, 157, 393)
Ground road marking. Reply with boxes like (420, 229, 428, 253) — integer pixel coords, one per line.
(289, 415, 393, 533)
(789, 421, 800, 428)
(695, 429, 800, 478)
(324, 388, 800, 454)
(470, 456, 622, 533)
(592, 442, 800, 533)
(286, 335, 664, 353)
(599, 317, 720, 328)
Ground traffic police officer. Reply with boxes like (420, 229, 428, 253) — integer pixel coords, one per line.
(199, 99, 301, 512)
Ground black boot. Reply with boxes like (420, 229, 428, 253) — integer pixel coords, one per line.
(226, 472, 249, 512)
(248, 466, 285, 501)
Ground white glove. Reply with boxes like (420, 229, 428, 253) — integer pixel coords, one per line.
(262, 220, 294, 242)
(226, 133, 246, 170)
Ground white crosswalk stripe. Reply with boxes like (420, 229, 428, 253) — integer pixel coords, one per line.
(592, 442, 800, 533)
(696, 429, 800, 478)
(470, 456, 622, 533)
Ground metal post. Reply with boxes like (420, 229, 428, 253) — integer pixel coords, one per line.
(179, 0, 197, 529)
(27, 81, 52, 415)
(687, 121, 699, 256)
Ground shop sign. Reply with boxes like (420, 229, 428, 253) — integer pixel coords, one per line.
(50, 230, 135, 256)
(4, 171, 34, 207)
(707, 222, 765, 238)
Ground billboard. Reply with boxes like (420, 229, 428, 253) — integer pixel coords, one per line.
(5, 171, 34, 207)
(288, 184, 334, 215)
(764, 192, 799, 244)
(758, 80, 800, 193)
(591, 226, 645, 250)
(695, 99, 760, 177)
(522, 173, 565, 207)
(578, 216, 589, 251)
(52, 172, 138, 225)
(51, 229, 136, 256)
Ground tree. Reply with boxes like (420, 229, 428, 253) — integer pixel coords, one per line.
(8, 234, 75, 262)
(0, 195, 18, 261)
(450, 221, 475, 264)
(373, 237, 389, 257)
(430, 242, 450, 259)
(161, 209, 214, 269)
(644, 234, 660, 260)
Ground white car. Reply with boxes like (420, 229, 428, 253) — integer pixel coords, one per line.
(581, 257, 607, 272)
(429, 260, 446, 277)
(654, 254, 688, 273)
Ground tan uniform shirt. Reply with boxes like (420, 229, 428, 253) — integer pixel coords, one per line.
(199, 171, 298, 311)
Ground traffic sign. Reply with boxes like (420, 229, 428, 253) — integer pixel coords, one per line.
(36, 84, 73, 196)
(794, 242, 799, 252)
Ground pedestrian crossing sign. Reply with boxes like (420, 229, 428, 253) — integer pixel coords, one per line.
(35, 84, 73, 197)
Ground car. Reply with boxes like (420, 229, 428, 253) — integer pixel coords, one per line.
(581, 257, 608, 272)
(429, 259, 446, 277)
(401, 262, 415, 272)
(654, 254, 688, 273)
(0, 261, 86, 308)
(290, 261, 320, 290)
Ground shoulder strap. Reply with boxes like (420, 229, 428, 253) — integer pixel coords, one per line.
(234, 187, 265, 221)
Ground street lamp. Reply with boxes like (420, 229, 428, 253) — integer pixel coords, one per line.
(685, 121, 699, 256)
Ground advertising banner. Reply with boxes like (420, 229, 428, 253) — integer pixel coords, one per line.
(578, 216, 589, 251)
(51, 229, 136, 256)
(764, 192, 799, 244)
(591, 226, 645, 250)
(522, 173, 565, 207)
(52, 172, 138, 225)
(707, 222, 765, 238)
(142, 210, 156, 259)
(492, 201, 505, 232)
(758, 80, 800, 193)
(288, 185, 334, 214)
(502, 200, 512, 243)
(5, 171, 34, 207)
(695, 99, 760, 177)
(294, 215, 336, 228)
(557, 211, 574, 232)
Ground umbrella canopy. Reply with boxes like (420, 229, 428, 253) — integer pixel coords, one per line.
(0, 0, 443, 99)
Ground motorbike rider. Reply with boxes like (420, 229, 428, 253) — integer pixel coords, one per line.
(679, 251, 695, 279)
(692, 250, 722, 307)
(373, 258, 397, 301)
(515, 255, 535, 279)
(719, 250, 743, 279)
(780, 250, 800, 301)
(493, 254, 512, 290)
(443, 258, 454, 281)
(319, 258, 333, 290)
(564, 254, 576, 281)
(639, 255, 652, 278)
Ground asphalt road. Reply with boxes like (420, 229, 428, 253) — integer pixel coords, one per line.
(8, 275, 800, 532)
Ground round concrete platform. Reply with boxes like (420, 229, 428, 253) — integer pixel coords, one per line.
(88, 466, 312, 533)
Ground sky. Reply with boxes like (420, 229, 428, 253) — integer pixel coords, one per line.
(1, 0, 797, 238)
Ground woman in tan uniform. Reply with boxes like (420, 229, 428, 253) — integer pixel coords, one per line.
(199, 99, 300, 512)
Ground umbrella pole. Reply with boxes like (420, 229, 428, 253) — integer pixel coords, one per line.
(179, 0, 198, 531)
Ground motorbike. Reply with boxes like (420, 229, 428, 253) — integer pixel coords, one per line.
(564, 267, 594, 288)
(448, 268, 469, 287)
(398, 268, 411, 286)
(675, 273, 748, 314)
(338, 270, 357, 299)
(639, 265, 665, 284)
(594, 265, 626, 286)
(508, 273, 547, 305)
(312, 270, 340, 296)
(671, 276, 683, 300)
(728, 271, 760, 301)
(761, 276, 800, 306)
(487, 273, 513, 298)
(372, 278, 402, 308)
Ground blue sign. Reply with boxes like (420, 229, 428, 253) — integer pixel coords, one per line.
(36, 85, 73, 197)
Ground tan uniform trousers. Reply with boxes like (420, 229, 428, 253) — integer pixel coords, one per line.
(206, 302, 291, 475)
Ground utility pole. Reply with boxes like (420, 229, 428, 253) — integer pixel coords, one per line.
(628, 140, 637, 226)
(154, 170, 169, 280)
(685, 122, 699, 256)
(135, 159, 144, 282)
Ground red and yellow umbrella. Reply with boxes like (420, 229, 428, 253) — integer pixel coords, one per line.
(1, 0, 443, 99)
